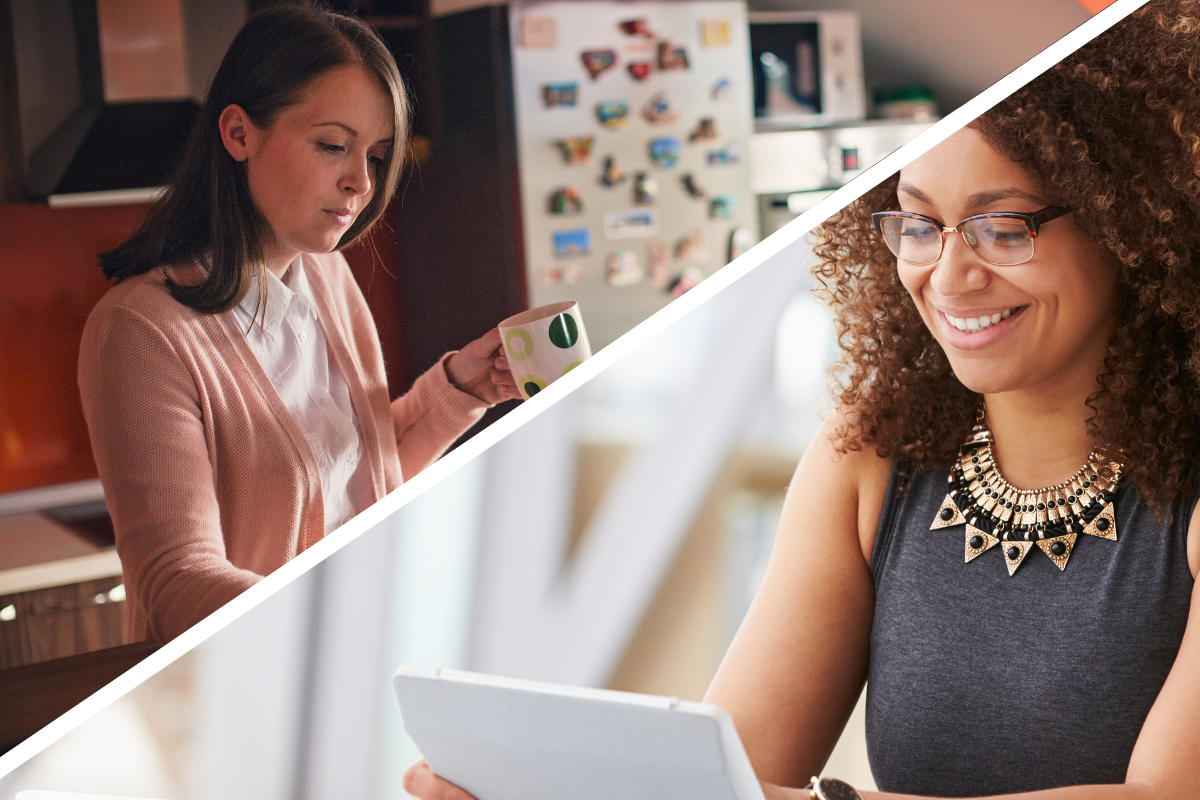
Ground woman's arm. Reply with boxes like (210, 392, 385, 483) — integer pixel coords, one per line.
(704, 416, 889, 786)
(391, 328, 517, 478)
(79, 304, 261, 642)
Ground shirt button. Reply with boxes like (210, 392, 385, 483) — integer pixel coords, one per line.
(319, 397, 332, 409)
(298, 331, 308, 343)
(347, 452, 356, 464)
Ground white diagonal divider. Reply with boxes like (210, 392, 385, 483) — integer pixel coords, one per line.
(0, 0, 1148, 777)
(470, 241, 809, 686)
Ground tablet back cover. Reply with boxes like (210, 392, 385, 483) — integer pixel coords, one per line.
(395, 669, 755, 800)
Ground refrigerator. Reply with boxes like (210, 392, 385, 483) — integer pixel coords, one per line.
(508, 0, 758, 348)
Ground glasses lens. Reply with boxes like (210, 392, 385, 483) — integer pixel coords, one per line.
(879, 215, 942, 265)
(961, 217, 1033, 266)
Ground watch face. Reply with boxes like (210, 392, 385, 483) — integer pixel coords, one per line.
(818, 778, 862, 800)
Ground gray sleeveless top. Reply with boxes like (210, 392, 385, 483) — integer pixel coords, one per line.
(866, 461, 1194, 797)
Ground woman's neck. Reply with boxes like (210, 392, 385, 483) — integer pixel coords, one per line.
(984, 378, 1098, 490)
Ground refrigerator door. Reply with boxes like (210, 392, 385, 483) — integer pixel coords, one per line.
(511, 1, 758, 349)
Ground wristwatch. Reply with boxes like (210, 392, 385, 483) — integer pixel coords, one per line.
(805, 776, 864, 800)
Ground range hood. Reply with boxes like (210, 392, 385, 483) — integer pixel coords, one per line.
(13, 0, 244, 205)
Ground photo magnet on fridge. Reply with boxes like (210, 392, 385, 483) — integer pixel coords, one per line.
(552, 228, 591, 258)
(656, 41, 690, 70)
(648, 137, 681, 169)
(619, 18, 655, 37)
(554, 136, 595, 165)
(600, 156, 627, 187)
(706, 143, 741, 165)
(604, 208, 659, 239)
(520, 16, 556, 48)
(642, 93, 678, 125)
(606, 250, 644, 286)
(542, 82, 579, 107)
(595, 100, 630, 129)
(700, 19, 731, 47)
(581, 49, 617, 80)
(627, 61, 652, 81)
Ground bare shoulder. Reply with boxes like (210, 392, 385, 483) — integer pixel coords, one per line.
(788, 409, 893, 565)
(1187, 495, 1200, 578)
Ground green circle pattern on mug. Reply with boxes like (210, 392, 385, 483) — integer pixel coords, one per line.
(518, 374, 547, 398)
(505, 329, 534, 361)
(562, 361, 583, 376)
(548, 313, 579, 349)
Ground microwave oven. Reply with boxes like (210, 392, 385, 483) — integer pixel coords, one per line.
(748, 11, 867, 129)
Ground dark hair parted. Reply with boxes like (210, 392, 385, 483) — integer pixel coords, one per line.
(99, 5, 408, 313)
(812, 0, 1200, 507)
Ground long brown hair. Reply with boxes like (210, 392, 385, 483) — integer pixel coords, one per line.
(99, 5, 409, 313)
(812, 0, 1200, 507)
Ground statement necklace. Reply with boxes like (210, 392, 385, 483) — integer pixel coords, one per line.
(930, 420, 1122, 575)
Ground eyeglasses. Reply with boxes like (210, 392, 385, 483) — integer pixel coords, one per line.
(871, 204, 1071, 267)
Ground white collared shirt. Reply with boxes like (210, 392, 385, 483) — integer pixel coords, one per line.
(229, 258, 368, 534)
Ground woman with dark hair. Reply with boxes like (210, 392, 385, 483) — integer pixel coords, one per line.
(78, 6, 518, 643)
(405, 2, 1200, 799)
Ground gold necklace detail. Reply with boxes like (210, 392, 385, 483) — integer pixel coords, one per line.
(930, 420, 1122, 575)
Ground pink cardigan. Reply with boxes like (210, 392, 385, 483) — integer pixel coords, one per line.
(78, 251, 487, 642)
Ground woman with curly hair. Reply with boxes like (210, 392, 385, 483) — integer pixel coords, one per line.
(398, 2, 1200, 799)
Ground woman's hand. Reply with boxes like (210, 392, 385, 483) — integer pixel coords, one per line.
(402, 759, 477, 800)
(445, 328, 521, 404)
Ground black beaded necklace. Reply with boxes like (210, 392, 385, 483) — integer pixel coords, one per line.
(930, 420, 1121, 575)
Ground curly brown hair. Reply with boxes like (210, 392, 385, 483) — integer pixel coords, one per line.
(812, 0, 1200, 506)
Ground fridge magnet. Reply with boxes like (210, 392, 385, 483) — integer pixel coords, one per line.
(709, 194, 737, 219)
(552, 228, 591, 258)
(711, 77, 733, 101)
(729, 226, 755, 261)
(600, 155, 627, 187)
(700, 19, 731, 47)
(554, 136, 595, 165)
(648, 137, 681, 169)
(541, 263, 584, 286)
(604, 208, 659, 239)
(581, 49, 617, 80)
(619, 18, 655, 37)
(606, 250, 644, 287)
(688, 117, 718, 142)
(667, 266, 705, 297)
(656, 41, 689, 71)
(706, 143, 741, 166)
(633, 172, 658, 205)
(548, 186, 584, 215)
(680, 173, 705, 199)
(647, 239, 670, 288)
(542, 82, 579, 108)
(642, 93, 678, 125)
(520, 17, 556, 48)
(595, 100, 630, 129)
(674, 229, 708, 263)
(627, 61, 652, 81)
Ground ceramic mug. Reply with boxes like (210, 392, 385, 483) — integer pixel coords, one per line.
(499, 301, 592, 399)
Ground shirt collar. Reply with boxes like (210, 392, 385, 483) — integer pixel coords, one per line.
(236, 256, 305, 337)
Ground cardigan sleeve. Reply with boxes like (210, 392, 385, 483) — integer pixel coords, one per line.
(390, 352, 488, 478)
(79, 303, 261, 642)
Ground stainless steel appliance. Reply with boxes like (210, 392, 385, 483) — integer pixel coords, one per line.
(749, 119, 934, 238)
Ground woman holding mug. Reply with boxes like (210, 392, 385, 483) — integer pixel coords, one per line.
(405, 2, 1200, 798)
(78, 6, 519, 644)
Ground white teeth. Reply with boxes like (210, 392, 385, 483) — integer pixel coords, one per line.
(945, 307, 1019, 332)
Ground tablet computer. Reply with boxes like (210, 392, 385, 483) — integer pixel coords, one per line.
(393, 666, 766, 800)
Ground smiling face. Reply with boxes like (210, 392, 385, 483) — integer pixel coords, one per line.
(221, 64, 394, 274)
(895, 126, 1118, 398)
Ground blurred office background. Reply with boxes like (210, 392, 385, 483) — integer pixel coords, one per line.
(0, 0, 1101, 796)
